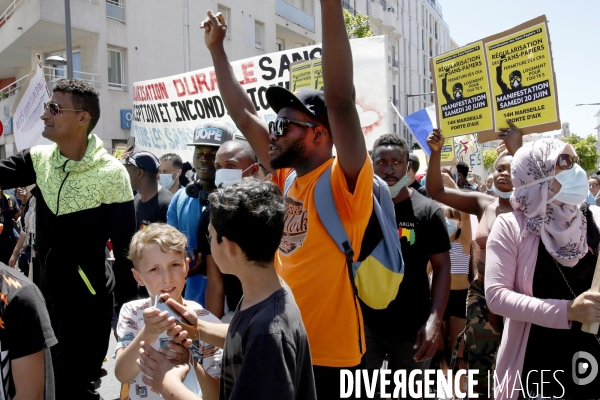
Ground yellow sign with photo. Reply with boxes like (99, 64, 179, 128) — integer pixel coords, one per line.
(485, 20, 558, 131)
(432, 42, 494, 138)
(441, 138, 454, 162)
(290, 58, 324, 92)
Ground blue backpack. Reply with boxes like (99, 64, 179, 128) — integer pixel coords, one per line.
(284, 166, 404, 309)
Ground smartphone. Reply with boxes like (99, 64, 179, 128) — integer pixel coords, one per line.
(154, 296, 203, 362)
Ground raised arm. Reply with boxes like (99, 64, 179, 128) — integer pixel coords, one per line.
(320, 0, 367, 187)
(426, 130, 492, 219)
(0, 150, 37, 189)
(202, 11, 272, 173)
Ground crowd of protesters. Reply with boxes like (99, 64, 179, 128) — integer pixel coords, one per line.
(0, 1, 599, 400)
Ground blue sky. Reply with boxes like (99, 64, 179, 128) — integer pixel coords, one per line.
(441, 0, 600, 138)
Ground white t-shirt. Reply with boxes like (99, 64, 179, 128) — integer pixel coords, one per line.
(116, 298, 223, 400)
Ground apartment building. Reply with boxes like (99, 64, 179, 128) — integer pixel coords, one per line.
(0, 0, 322, 157)
(344, 0, 453, 148)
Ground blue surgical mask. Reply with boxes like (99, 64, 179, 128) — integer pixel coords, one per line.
(492, 184, 513, 199)
(551, 164, 589, 205)
(445, 218, 458, 237)
(159, 172, 178, 189)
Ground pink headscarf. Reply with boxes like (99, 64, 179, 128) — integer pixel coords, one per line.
(510, 139, 587, 267)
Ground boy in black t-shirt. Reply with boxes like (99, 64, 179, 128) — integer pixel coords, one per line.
(138, 179, 316, 400)
(0, 262, 57, 399)
(360, 134, 451, 398)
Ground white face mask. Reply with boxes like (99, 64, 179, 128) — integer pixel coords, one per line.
(215, 164, 256, 188)
(159, 172, 178, 189)
(388, 174, 411, 198)
(493, 184, 513, 199)
(551, 164, 589, 205)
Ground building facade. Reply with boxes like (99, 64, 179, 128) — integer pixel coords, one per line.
(0, 0, 453, 158)
(0, 0, 322, 157)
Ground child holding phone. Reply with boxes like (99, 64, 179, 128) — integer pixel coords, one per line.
(114, 223, 222, 400)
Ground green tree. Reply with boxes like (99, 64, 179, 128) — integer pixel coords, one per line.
(561, 134, 599, 173)
(343, 9, 374, 38)
(483, 149, 498, 171)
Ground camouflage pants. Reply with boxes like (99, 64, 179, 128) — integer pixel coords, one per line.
(451, 276, 503, 396)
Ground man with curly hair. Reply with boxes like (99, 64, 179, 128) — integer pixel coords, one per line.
(0, 79, 137, 399)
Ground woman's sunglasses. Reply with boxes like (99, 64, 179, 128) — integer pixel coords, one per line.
(268, 118, 317, 136)
(557, 154, 579, 170)
(44, 102, 85, 116)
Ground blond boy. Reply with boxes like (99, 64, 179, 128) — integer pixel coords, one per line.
(114, 223, 222, 400)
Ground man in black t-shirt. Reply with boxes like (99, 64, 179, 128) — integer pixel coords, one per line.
(0, 189, 20, 265)
(0, 262, 57, 399)
(123, 151, 173, 230)
(361, 134, 451, 398)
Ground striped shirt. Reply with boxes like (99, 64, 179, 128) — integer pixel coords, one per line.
(449, 241, 470, 275)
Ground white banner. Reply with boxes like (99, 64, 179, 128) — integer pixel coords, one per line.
(131, 36, 389, 162)
(11, 65, 51, 151)
(453, 133, 485, 179)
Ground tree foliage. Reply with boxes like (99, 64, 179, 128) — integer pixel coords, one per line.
(561, 134, 599, 173)
(483, 149, 498, 171)
(343, 10, 375, 39)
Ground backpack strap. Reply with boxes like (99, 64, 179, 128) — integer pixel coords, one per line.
(314, 166, 357, 296)
(283, 170, 297, 197)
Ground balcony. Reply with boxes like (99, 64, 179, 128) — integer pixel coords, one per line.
(275, 0, 314, 32)
(0, 0, 99, 79)
(368, 0, 386, 23)
(106, 0, 124, 23)
(0, 66, 99, 101)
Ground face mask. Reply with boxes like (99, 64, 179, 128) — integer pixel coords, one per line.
(159, 172, 177, 189)
(492, 184, 513, 199)
(446, 218, 458, 237)
(215, 164, 256, 188)
(388, 174, 411, 198)
(551, 164, 589, 206)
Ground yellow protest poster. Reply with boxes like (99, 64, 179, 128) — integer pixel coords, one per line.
(432, 42, 494, 138)
(484, 16, 559, 137)
(113, 144, 128, 161)
(290, 60, 313, 92)
(440, 137, 454, 162)
(312, 59, 323, 91)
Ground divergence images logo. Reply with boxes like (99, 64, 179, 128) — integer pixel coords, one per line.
(572, 351, 598, 386)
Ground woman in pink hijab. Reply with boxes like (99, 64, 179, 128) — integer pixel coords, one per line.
(485, 138, 600, 399)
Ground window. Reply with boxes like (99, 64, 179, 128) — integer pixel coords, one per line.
(0, 145, 4, 160)
(255, 21, 264, 50)
(217, 5, 230, 38)
(108, 48, 124, 89)
(46, 51, 81, 79)
(393, 123, 397, 133)
(276, 38, 284, 52)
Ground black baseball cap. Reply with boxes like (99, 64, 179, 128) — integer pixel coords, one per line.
(187, 120, 235, 147)
(266, 86, 329, 126)
(122, 151, 160, 174)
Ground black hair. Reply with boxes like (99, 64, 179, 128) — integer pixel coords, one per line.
(408, 153, 420, 173)
(209, 179, 285, 265)
(160, 153, 183, 169)
(53, 79, 100, 135)
(372, 134, 410, 162)
(456, 161, 469, 178)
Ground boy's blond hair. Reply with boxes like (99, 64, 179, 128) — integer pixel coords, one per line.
(128, 223, 188, 268)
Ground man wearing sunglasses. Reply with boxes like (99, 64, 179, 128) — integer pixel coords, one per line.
(202, 1, 373, 397)
(0, 79, 137, 400)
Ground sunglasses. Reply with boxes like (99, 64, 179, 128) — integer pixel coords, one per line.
(557, 154, 579, 170)
(44, 102, 85, 116)
(590, 183, 598, 189)
(268, 118, 317, 136)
